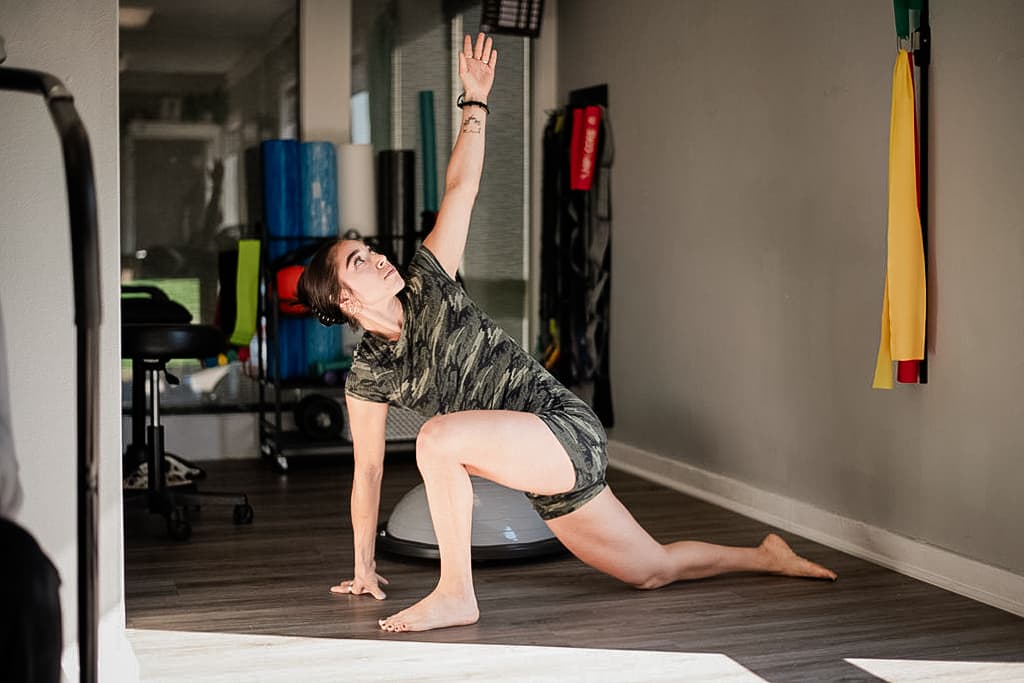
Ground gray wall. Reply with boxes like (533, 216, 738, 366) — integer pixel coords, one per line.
(558, 0, 1024, 574)
(0, 0, 133, 676)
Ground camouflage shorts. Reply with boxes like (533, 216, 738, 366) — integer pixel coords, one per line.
(526, 400, 608, 520)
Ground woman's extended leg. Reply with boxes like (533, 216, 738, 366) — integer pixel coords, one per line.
(377, 410, 577, 633)
(545, 488, 837, 589)
(378, 410, 835, 633)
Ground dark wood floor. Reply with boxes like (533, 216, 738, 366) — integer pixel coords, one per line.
(124, 456, 1024, 682)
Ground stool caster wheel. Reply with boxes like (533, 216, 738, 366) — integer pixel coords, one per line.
(167, 509, 192, 541)
(233, 503, 254, 525)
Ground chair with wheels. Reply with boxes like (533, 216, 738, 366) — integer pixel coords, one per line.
(122, 285, 254, 540)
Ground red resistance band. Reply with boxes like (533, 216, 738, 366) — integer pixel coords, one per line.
(898, 52, 921, 384)
(569, 105, 602, 191)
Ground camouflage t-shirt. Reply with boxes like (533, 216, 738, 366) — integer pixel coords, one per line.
(345, 245, 608, 519)
(346, 245, 586, 419)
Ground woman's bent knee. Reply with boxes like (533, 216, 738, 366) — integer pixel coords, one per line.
(630, 572, 671, 591)
(415, 416, 457, 468)
(620, 550, 674, 590)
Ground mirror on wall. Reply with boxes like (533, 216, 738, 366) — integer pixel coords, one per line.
(119, 0, 298, 408)
(353, 0, 531, 343)
(118, 0, 531, 416)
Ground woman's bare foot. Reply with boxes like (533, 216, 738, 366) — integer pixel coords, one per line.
(378, 588, 480, 633)
(761, 533, 837, 580)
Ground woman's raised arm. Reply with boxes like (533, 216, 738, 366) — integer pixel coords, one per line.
(423, 33, 497, 279)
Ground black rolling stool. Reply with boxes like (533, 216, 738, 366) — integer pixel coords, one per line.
(122, 288, 253, 540)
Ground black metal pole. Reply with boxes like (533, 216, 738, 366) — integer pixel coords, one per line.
(0, 66, 101, 683)
(916, 1, 930, 383)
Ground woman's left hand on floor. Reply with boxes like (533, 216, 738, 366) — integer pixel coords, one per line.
(330, 573, 389, 600)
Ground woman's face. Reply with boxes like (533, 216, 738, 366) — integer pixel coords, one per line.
(333, 239, 404, 309)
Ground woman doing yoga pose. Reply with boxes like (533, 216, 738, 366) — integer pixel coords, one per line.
(297, 33, 836, 633)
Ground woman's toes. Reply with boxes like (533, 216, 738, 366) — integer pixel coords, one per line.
(379, 616, 407, 632)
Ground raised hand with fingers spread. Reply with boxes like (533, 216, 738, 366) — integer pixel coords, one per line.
(459, 32, 497, 103)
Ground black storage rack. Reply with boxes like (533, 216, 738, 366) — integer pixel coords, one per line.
(255, 235, 418, 471)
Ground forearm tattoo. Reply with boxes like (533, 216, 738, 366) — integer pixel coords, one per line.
(462, 115, 482, 134)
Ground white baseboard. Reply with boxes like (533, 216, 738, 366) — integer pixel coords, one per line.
(607, 440, 1024, 618)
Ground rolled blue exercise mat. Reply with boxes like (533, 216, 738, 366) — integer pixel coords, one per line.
(419, 91, 438, 213)
(300, 141, 339, 238)
(269, 316, 306, 381)
(261, 139, 301, 263)
(304, 317, 343, 379)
